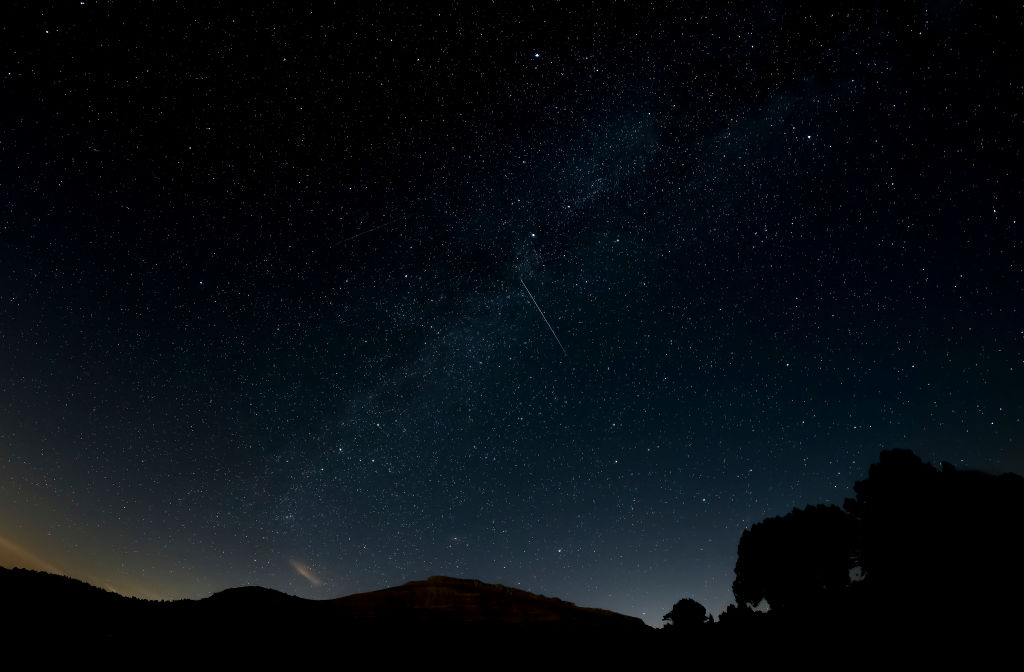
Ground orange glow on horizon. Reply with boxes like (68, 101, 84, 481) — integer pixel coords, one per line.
(0, 534, 63, 575)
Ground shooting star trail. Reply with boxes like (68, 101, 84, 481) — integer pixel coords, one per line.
(336, 219, 397, 244)
(520, 276, 567, 357)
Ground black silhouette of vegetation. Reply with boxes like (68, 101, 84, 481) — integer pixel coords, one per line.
(842, 450, 1024, 629)
(4, 449, 1021, 662)
(733, 504, 858, 616)
(663, 597, 713, 635)
(713, 448, 1024, 655)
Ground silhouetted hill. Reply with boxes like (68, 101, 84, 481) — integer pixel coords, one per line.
(331, 575, 648, 631)
(207, 585, 303, 603)
(2, 565, 129, 605)
(0, 566, 652, 660)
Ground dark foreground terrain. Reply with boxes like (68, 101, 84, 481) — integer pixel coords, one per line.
(2, 568, 659, 662)
(4, 564, 1020, 666)
(5, 450, 1023, 664)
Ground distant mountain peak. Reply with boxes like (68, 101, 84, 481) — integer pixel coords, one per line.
(332, 575, 648, 629)
(206, 584, 307, 604)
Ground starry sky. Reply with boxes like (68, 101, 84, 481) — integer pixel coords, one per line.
(1, 2, 1021, 626)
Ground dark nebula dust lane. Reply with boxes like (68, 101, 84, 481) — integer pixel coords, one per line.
(0, 2, 1021, 625)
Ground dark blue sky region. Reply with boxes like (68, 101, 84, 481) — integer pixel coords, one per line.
(1, 2, 1021, 625)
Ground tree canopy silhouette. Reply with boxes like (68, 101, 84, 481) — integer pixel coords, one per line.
(663, 597, 712, 630)
(726, 449, 1024, 635)
(843, 449, 1024, 618)
(732, 504, 858, 615)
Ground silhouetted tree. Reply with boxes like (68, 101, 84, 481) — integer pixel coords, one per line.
(722, 448, 1024, 649)
(732, 504, 858, 616)
(663, 597, 712, 629)
(843, 449, 1024, 622)
(716, 603, 759, 627)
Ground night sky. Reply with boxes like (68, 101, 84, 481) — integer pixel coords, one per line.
(1, 2, 1021, 626)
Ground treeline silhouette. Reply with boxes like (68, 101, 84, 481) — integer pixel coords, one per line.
(3, 449, 1021, 661)
(665, 449, 1024, 659)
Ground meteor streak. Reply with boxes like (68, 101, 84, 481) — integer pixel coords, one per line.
(520, 276, 567, 357)
(336, 219, 396, 244)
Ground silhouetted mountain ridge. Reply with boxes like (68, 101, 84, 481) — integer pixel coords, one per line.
(331, 575, 647, 629)
(206, 584, 310, 606)
(0, 565, 649, 648)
